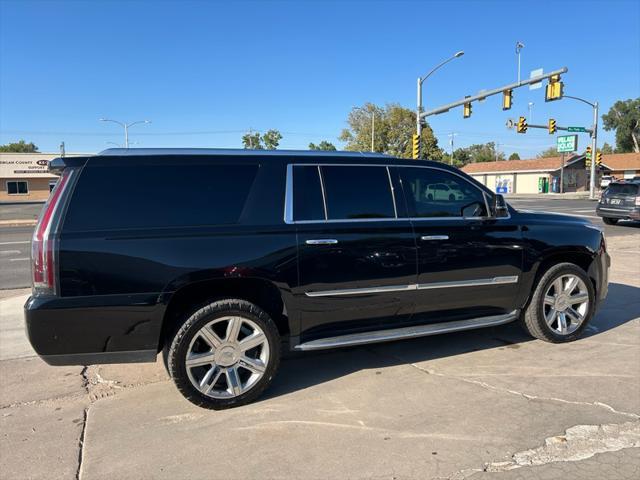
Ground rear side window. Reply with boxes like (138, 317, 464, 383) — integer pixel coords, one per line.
(293, 166, 325, 221)
(605, 183, 639, 195)
(399, 167, 487, 218)
(64, 164, 258, 231)
(321, 166, 395, 220)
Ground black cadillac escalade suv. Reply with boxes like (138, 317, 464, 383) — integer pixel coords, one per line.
(25, 149, 609, 409)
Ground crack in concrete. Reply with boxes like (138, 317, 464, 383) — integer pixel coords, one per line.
(440, 422, 640, 479)
(75, 366, 90, 480)
(408, 363, 640, 420)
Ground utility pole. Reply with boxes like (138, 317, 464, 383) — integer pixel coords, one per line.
(371, 110, 375, 152)
(563, 95, 599, 199)
(515, 41, 525, 83)
(59, 142, 65, 158)
(560, 152, 565, 194)
(448, 132, 457, 164)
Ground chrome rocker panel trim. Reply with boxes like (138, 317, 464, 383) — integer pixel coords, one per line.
(294, 310, 519, 351)
(305, 276, 519, 297)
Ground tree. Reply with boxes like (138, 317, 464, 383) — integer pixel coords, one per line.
(339, 103, 444, 160)
(538, 147, 559, 158)
(262, 129, 282, 150)
(241, 132, 263, 149)
(508, 152, 520, 160)
(465, 142, 505, 163)
(0, 140, 38, 153)
(602, 98, 640, 153)
(241, 129, 282, 150)
(601, 142, 614, 154)
(309, 141, 336, 151)
(451, 148, 471, 167)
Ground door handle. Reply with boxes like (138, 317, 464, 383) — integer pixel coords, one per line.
(305, 239, 339, 245)
(420, 235, 449, 241)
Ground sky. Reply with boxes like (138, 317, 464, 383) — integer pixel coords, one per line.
(1, 0, 639, 159)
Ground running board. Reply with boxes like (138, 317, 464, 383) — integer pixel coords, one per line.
(294, 310, 520, 351)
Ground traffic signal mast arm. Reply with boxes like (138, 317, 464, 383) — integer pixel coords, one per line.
(420, 67, 568, 119)
(516, 121, 593, 135)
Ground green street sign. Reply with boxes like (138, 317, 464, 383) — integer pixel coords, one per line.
(568, 126, 587, 133)
(557, 134, 578, 153)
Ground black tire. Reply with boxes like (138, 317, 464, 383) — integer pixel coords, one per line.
(167, 298, 280, 409)
(602, 217, 618, 225)
(521, 263, 595, 343)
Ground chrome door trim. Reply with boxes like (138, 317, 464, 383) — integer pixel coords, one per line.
(284, 164, 294, 224)
(304, 276, 518, 297)
(417, 276, 518, 290)
(305, 239, 338, 245)
(294, 310, 520, 350)
(305, 283, 416, 297)
(421, 235, 449, 241)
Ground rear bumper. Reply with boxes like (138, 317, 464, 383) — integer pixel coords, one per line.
(24, 293, 166, 366)
(596, 205, 640, 220)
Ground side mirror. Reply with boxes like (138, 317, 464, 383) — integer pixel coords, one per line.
(491, 194, 509, 218)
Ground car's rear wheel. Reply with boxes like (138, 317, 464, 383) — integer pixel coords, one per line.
(167, 299, 280, 409)
(602, 217, 618, 225)
(521, 263, 595, 343)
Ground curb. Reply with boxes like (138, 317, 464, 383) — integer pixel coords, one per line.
(0, 220, 37, 227)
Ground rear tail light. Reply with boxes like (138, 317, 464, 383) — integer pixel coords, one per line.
(31, 168, 75, 295)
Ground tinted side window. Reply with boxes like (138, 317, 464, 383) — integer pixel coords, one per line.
(400, 167, 487, 218)
(293, 166, 325, 221)
(64, 164, 258, 231)
(321, 166, 395, 220)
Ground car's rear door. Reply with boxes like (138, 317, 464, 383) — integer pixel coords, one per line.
(289, 163, 417, 342)
(396, 165, 523, 324)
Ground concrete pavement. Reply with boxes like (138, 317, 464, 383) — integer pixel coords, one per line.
(0, 236, 638, 479)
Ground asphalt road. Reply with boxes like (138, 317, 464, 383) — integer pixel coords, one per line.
(0, 198, 638, 290)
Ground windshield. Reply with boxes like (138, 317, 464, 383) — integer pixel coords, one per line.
(605, 183, 639, 195)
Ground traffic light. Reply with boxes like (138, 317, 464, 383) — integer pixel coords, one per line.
(545, 74, 564, 102)
(585, 146, 592, 159)
(463, 99, 472, 118)
(585, 159, 591, 169)
(412, 133, 420, 159)
(548, 118, 557, 135)
(596, 151, 603, 166)
(502, 89, 513, 110)
(517, 116, 528, 133)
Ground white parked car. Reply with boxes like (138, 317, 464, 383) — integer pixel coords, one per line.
(600, 176, 614, 188)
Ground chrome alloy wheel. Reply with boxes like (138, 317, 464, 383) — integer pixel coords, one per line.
(543, 274, 590, 335)
(185, 316, 270, 399)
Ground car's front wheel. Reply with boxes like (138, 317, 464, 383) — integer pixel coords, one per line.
(521, 263, 595, 343)
(167, 299, 280, 409)
(602, 217, 618, 225)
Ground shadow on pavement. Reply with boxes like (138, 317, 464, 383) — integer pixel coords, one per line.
(264, 282, 639, 401)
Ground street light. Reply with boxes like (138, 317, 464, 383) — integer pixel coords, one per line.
(563, 95, 599, 200)
(416, 51, 464, 158)
(99, 118, 151, 148)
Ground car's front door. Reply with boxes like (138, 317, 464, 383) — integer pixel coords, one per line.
(290, 164, 417, 342)
(396, 166, 523, 324)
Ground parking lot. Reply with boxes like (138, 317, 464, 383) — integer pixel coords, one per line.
(0, 198, 638, 479)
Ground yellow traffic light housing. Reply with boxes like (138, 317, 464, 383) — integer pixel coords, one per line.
(585, 146, 592, 159)
(548, 118, 557, 134)
(596, 151, 602, 166)
(545, 74, 564, 102)
(463, 101, 472, 118)
(517, 116, 528, 134)
(502, 89, 512, 110)
(412, 133, 420, 159)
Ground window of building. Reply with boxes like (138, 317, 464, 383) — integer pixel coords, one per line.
(399, 167, 487, 218)
(7, 181, 29, 195)
(320, 166, 395, 220)
(293, 166, 325, 221)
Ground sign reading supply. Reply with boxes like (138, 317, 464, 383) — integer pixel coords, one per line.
(557, 135, 578, 153)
